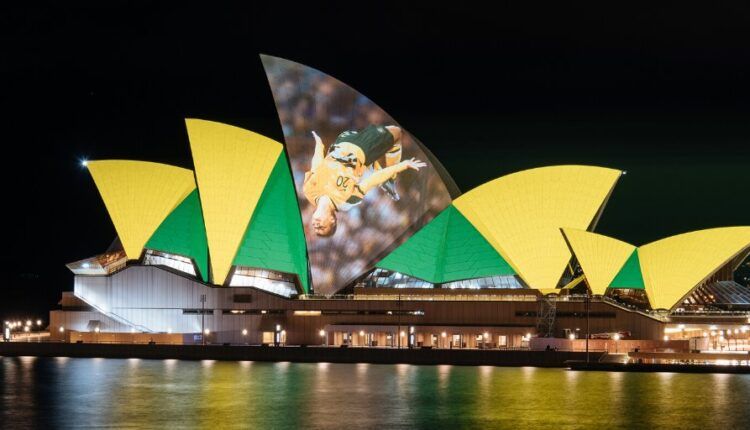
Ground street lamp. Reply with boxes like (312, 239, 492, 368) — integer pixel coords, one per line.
(319, 329, 326, 346)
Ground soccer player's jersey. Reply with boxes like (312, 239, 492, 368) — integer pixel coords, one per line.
(303, 142, 366, 210)
(303, 125, 395, 211)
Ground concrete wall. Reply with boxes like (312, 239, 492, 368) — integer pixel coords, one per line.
(0, 342, 604, 367)
(55, 265, 667, 345)
(530, 338, 690, 353)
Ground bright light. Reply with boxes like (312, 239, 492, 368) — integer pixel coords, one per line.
(568, 333, 575, 340)
(359, 330, 365, 337)
(677, 324, 685, 330)
(711, 331, 717, 336)
(703, 331, 708, 337)
(663, 335, 669, 342)
(735, 329, 739, 334)
(94, 327, 100, 333)
(23, 326, 30, 332)
(441, 332, 447, 338)
(613, 334, 620, 341)
(319, 329, 325, 337)
(130, 328, 136, 333)
(81, 262, 90, 269)
(281, 330, 286, 335)
(204, 329, 210, 335)
(526, 333, 532, 339)
(710, 325, 718, 330)
(36, 320, 42, 326)
(167, 328, 172, 334)
(25, 320, 32, 326)
(242, 329, 248, 336)
(400, 331, 406, 337)
(275, 324, 281, 331)
(483, 332, 489, 339)
(80, 159, 89, 167)
(59, 327, 65, 333)
(742, 326, 748, 333)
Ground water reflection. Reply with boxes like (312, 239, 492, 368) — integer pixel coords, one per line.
(2, 357, 750, 429)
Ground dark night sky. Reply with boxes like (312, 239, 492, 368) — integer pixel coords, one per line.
(1, 2, 748, 319)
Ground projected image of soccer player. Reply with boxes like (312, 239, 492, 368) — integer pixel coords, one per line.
(303, 125, 427, 237)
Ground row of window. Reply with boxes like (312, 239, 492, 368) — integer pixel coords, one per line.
(182, 309, 285, 315)
(361, 268, 523, 290)
(515, 311, 616, 319)
(143, 249, 197, 276)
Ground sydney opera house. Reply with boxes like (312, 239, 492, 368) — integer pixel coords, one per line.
(49, 55, 750, 352)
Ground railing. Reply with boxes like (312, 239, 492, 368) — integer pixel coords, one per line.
(540, 294, 668, 321)
(669, 310, 750, 317)
(74, 294, 153, 333)
(298, 293, 538, 302)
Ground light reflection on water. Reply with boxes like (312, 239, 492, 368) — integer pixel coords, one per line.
(2, 357, 750, 429)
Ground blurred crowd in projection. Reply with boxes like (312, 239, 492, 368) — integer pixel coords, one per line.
(262, 56, 452, 295)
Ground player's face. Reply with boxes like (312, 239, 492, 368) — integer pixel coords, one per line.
(312, 212, 336, 237)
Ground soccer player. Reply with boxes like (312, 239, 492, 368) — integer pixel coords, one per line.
(303, 124, 427, 237)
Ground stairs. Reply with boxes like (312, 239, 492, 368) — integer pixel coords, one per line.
(536, 296, 557, 337)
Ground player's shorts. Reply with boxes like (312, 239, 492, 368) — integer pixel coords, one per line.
(333, 125, 395, 165)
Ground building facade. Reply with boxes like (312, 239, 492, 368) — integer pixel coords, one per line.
(48, 55, 750, 352)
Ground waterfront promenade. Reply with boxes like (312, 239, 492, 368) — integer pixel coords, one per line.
(0, 342, 599, 367)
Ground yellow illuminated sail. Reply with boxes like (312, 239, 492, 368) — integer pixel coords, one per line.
(87, 160, 196, 260)
(638, 227, 750, 310)
(186, 119, 283, 285)
(561, 229, 636, 295)
(453, 166, 622, 290)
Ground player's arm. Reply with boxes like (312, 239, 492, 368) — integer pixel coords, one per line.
(358, 158, 426, 194)
(310, 131, 325, 171)
(385, 125, 402, 142)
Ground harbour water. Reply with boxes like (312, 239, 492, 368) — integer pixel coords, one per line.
(1, 356, 748, 429)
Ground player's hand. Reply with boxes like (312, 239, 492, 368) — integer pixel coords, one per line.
(312, 131, 323, 146)
(402, 158, 427, 171)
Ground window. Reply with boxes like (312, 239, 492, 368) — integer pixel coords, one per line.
(229, 266, 298, 297)
(143, 249, 196, 276)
